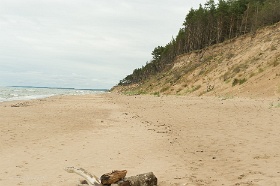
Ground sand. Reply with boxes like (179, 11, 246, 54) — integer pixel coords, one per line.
(0, 93, 280, 186)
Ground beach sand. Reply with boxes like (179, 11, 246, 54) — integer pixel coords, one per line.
(0, 94, 280, 186)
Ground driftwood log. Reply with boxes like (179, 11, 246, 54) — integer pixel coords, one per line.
(118, 172, 157, 186)
(100, 170, 127, 185)
(65, 167, 157, 186)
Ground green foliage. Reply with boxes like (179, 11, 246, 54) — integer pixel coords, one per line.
(249, 72, 255, 77)
(124, 90, 147, 96)
(185, 85, 202, 93)
(193, 85, 202, 92)
(239, 78, 247, 84)
(153, 92, 160, 97)
(232, 78, 239, 86)
(269, 102, 280, 108)
(119, 0, 280, 86)
(152, 46, 165, 60)
(233, 64, 248, 73)
(219, 94, 234, 100)
(232, 78, 247, 86)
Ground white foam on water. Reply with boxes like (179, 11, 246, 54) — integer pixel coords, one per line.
(0, 86, 107, 102)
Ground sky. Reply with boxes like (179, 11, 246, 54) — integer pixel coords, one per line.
(0, 0, 208, 89)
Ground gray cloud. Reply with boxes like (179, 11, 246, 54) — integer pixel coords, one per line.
(0, 0, 207, 89)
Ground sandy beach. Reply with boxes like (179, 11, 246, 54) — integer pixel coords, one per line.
(1, 94, 280, 186)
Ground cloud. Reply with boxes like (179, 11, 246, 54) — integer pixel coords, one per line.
(0, 0, 207, 89)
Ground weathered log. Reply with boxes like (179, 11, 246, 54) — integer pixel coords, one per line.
(100, 170, 127, 185)
(65, 167, 157, 186)
(118, 172, 157, 186)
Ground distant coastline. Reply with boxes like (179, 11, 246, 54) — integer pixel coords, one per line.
(8, 85, 109, 92)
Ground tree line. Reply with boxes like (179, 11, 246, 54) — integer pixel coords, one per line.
(119, 0, 280, 85)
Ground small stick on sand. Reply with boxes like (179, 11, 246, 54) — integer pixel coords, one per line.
(64, 167, 102, 186)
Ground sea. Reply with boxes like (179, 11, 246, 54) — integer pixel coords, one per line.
(0, 86, 108, 102)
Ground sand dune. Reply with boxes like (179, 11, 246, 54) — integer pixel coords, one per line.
(0, 94, 280, 185)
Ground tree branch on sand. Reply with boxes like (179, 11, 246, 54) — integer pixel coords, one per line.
(64, 167, 157, 186)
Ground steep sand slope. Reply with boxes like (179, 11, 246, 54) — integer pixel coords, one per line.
(114, 22, 280, 98)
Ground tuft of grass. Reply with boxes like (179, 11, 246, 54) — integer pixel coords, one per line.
(153, 92, 160, 97)
(239, 78, 247, 84)
(258, 68, 264, 73)
(249, 72, 255, 78)
(160, 86, 169, 92)
(223, 64, 249, 82)
(192, 85, 202, 92)
(124, 90, 146, 95)
(269, 102, 280, 108)
(220, 94, 234, 100)
(184, 85, 201, 94)
(225, 79, 231, 84)
(232, 78, 247, 86)
(198, 69, 205, 75)
(232, 79, 239, 86)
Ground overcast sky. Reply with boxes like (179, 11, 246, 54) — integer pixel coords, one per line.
(0, 0, 207, 89)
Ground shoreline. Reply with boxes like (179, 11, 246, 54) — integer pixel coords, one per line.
(1, 94, 280, 185)
(0, 86, 107, 103)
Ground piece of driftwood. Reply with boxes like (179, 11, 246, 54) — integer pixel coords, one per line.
(118, 172, 157, 186)
(64, 167, 157, 186)
(64, 167, 102, 186)
(100, 170, 127, 185)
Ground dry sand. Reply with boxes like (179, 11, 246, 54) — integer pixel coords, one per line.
(0, 93, 280, 186)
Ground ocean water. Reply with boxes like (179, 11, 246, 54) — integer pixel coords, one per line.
(0, 86, 108, 102)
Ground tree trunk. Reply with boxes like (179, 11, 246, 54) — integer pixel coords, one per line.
(118, 172, 157, 186)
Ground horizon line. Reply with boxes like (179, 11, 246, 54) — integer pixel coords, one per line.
(7, 85, 109, 91)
